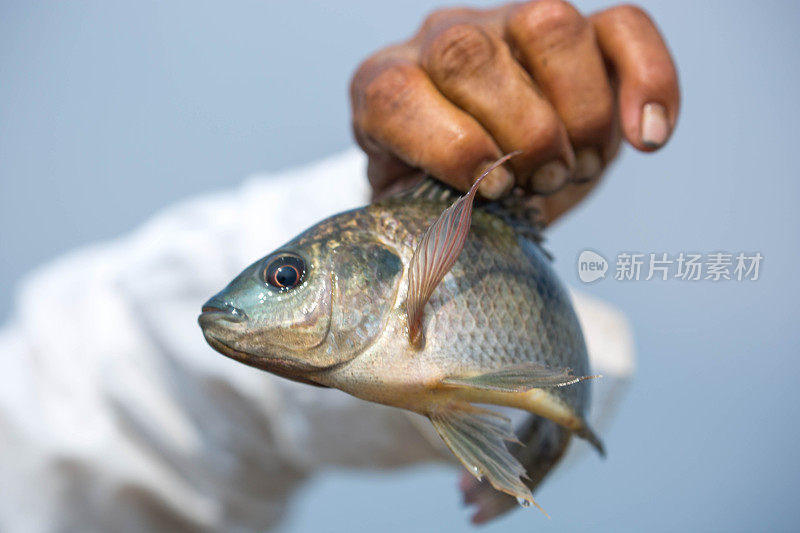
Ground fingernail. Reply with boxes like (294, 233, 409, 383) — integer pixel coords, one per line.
(641, 102, 669, 148)
(530, 160, 569, 195)
(574, 148, 602, 182)
(477, 160, 514, 200)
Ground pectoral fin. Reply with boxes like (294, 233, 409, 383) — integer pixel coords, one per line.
(428, 404, 547, 515)
(406, 152, 520, 347)
(441, 363, 599, 392)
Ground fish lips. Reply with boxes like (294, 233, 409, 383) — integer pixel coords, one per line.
(198, 311, 327, 387)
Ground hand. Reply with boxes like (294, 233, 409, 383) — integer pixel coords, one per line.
(350, 1, 679, 224)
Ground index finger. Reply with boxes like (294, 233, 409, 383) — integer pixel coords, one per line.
(351, 56, 513, 199)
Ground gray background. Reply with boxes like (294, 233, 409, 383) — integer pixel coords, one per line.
(2, 1, 798, 531)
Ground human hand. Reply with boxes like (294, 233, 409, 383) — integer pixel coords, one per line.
(350, 1, 679, 224)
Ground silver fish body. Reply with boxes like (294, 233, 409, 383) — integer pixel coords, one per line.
(315, 198, 588, 418)
(199, 176, 599, 520)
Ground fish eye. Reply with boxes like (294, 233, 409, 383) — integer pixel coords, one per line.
(264, 254, 306, 290)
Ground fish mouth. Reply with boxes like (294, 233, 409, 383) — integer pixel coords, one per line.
(200, 327, 327, 388)
(200, 299, 248, 323)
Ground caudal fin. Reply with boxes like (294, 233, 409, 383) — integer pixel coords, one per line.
(576, 422, 605, 457)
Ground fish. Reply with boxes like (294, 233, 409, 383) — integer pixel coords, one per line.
(198, 153, 603, 522)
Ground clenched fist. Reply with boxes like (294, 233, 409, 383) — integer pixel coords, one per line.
(351, 1, 679, 224)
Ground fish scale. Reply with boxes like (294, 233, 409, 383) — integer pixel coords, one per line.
(364, 198, 590, 412)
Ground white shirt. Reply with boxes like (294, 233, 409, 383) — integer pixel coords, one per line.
(0, 149, 633, 532)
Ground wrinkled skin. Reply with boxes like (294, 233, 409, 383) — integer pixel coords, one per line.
(351, 1, 680, 224)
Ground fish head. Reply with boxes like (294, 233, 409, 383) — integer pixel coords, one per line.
(199, 214, 404, 384)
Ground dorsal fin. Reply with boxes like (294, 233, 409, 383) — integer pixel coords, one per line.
(405, 152, 520, 347)
(391, 175, 461, 203)
(391, 165, 547, 255)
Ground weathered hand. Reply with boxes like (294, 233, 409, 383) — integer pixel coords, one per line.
(350, 1, 679, 223)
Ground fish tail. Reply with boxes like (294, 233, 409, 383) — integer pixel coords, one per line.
(577, 420, 606, 457)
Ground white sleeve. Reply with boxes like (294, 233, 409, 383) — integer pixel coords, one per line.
(0, 147, 634, 532)
(571, 290, 635, 431)
(0, 149, 443, 533)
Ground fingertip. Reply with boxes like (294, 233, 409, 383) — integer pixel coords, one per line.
(364, 149, 420, 200)
(574, 147, 603, 181)
(471, 512, 489, 526)
(477, 160, 514, 200)
(529, 160, 570, 195)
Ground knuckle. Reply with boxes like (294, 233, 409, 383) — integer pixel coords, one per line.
(608, 4, 654, 26)
(350, 47, 406, 99)
(423, 23, 496, 81)
(357, 62, 423, 128)
(510, 0, 585, 47)
(421, 8, 456, 32)
(350, 58, 377, 101)
(420, 7, 477, 35)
